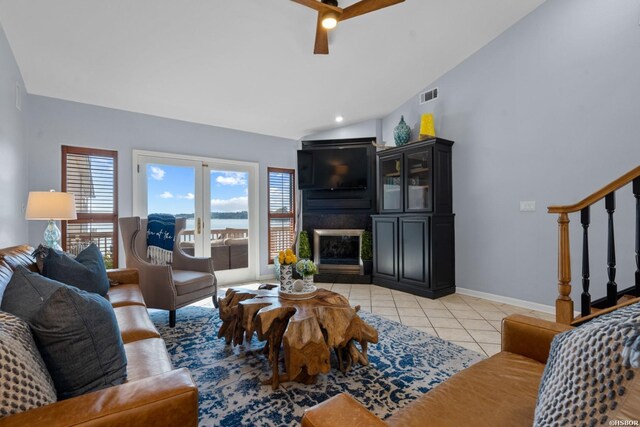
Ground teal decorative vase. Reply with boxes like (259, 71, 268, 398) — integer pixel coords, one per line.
(394, 115, 411, 146)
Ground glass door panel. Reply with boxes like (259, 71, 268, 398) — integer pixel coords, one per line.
(207, 169, 250, 273)
(134, 152, 258, 285)
(139, 158, 204, 256)
(405, 148, 432, 211)
(380, 155, 403, 212)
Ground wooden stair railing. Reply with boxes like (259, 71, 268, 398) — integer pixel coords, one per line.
(548, 165, 640, 325)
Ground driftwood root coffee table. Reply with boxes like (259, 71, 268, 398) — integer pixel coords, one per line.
(217, 285, 378, 389)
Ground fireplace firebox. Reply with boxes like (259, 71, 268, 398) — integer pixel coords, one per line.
(313, 229, 364, 274)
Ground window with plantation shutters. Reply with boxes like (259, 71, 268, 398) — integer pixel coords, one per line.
(61, 146, 118, 268)
(268, 168, 295, 264)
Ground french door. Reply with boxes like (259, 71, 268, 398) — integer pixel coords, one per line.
(133, 151, 259, 284)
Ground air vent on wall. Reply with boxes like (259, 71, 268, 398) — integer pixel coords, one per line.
(419, 87, 438, 105)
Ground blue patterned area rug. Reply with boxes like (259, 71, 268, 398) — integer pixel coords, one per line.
(150, 306, 483, 427)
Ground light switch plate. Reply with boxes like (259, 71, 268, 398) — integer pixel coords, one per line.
(520, 201, 536, 212)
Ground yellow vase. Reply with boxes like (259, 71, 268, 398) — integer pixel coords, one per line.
(419, 113, 435, 139)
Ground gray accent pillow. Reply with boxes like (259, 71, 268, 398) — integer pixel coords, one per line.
(30, 285, 127, 399)
(534, 302, 640, 426)
(1, 266, 127, 400)
(0, 311, 57, 417)
(0, 265, 65, 321)
(42, 243, 110, 296)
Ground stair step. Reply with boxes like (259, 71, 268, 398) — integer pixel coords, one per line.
(617, 294, 637, 304)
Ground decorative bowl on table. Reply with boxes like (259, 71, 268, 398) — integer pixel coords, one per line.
(279, 279, 318, 300)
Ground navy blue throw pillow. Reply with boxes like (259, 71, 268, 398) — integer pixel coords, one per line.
(1, 266, 127, 400)
(42, 244, 110, 296)
(0, 266, 65, 322)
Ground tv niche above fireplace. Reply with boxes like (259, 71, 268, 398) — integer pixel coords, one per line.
(313, 229, 364, 275)
(297, 138, 376, 214)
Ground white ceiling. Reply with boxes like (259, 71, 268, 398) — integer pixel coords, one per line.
(0, 0, 544, 140)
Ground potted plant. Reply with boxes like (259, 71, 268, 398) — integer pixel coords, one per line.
(298, 230, 311, 259)
(295, 259, 318, 287)
(276, 249, 297, 293)
(361, 231, 373, 275)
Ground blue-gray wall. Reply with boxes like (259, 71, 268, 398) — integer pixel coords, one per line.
(0, 22, 28, 246)
(26, 95, 297, 276)
(303, 119, 382, 142)
(311, 0, 640, 307)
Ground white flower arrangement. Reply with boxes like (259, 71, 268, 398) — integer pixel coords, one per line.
(295, 259, 318, 277)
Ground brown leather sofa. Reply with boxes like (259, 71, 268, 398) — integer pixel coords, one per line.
(301, 314, 575, 427)
(0, 245, 198, 427)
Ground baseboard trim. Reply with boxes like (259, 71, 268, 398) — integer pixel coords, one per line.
(456, 287, 558, 314)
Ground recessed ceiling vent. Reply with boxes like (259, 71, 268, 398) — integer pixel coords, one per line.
(419, 87, 438, 105)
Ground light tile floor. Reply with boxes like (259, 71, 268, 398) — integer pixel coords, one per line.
(209, 281, 556, 358)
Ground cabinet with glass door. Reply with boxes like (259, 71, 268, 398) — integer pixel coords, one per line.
(379, 154, 403, 213)
(404, 147, 432, 212)
(373, 138, 455, 299)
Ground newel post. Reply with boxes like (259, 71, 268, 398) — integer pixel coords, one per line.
(556, 213, 574, 324)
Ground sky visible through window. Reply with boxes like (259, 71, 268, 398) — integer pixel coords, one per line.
(147, 164, 248, 229)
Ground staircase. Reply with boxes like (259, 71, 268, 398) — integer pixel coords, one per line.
(547, 165, 640, 325)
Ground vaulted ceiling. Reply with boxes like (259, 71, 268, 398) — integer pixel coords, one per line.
(0, 0, 545, 139)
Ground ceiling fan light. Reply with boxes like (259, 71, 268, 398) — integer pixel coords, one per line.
(321, 12, 338, 30)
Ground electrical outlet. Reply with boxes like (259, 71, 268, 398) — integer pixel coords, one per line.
(520, 201, 536, 212)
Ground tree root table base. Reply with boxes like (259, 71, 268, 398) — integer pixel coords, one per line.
(217, 285, 379, 389)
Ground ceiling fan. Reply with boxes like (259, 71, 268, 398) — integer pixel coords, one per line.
(291, 0, 405, 55)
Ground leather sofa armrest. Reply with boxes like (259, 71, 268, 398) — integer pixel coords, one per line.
(107, 268, 139, 285)
(302, 394, 387, 427)
(0, 369, 198, 427)
(501, 314, 573, 364)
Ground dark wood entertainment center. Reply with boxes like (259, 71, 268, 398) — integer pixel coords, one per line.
(372, 138, 455, 298)
(298, 137, 455, 297)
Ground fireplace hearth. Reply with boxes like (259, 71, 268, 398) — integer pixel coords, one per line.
(314, 229, 363, 275)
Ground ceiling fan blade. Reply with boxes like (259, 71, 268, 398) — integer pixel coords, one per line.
(314, 12, 329, 55)
(340, 0, 405, 21)
(291, 0, 342, 14)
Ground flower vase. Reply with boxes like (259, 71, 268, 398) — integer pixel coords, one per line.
(303, 275, 314, 289)
(393, 115, 411, 146)
(279, 265, 294, 293)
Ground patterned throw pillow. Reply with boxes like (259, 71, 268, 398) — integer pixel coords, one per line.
(31, 244, 50, 273)
(0, 311, 57, 418)
(534, 303, 640, 426)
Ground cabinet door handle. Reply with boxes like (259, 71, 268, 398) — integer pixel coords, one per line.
(197, 218, 202, 234)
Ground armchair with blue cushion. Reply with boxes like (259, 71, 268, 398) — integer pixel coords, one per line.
(119, 216, 217, 327)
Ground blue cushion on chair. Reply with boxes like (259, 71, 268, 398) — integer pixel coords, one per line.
(42, 243, 110, 296)
(0, 266, 127, 400)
